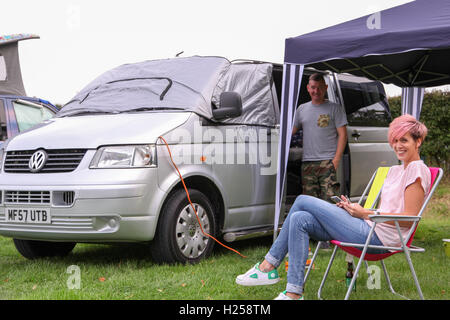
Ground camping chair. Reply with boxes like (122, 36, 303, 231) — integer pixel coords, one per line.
(317, 167, 443, 300)
(303, 167, 390, 286)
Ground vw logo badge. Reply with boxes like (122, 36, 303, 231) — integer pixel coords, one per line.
(29, 150, 48, 173)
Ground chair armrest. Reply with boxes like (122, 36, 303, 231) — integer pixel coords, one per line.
(368, 214, 421, 223)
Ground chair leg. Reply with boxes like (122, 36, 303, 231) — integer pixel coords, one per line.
(403, 248, 424, 300)
(380, 260, 396, 295)
(394, 222, 424, 300)
(364, 261, 370, 277)
(345, 255, 364, 300)
(317, 244, 338, 300)
(344, 226, 376, 300)
(381, 258, 419, 300)
(303, 241, 321, 286)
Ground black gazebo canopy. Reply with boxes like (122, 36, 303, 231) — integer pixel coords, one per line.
(284, 0, 450, 88)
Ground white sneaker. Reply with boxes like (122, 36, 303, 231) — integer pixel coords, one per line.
(235, 263, 280, 286)
(274, 291, 304, 300)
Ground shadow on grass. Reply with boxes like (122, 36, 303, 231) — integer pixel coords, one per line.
(213, 235, 274, 257)
(65, 243, 153, 265)
(59, 235, 275, 266)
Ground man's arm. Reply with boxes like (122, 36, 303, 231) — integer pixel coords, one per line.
(292, 106, 301, 135)
(332, 125, 347, 170)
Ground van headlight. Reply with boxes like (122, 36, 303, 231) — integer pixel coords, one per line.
(90, 145, 157, 168)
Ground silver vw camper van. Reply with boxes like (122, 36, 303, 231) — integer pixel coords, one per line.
(0, 56, 397, 263)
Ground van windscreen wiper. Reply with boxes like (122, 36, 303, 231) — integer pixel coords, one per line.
(120, 107, 184, 113)
(80, 77, 173, 103)
(57, 110, 119, 117)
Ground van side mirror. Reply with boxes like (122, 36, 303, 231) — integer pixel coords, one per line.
(212, 92, 242, 120)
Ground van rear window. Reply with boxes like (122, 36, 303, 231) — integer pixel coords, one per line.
(339, 80, 391, 127)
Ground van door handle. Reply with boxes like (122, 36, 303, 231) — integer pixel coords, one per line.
(351, 130, 361, 141)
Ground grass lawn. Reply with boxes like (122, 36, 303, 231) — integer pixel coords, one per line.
(0, 178, 448, 300)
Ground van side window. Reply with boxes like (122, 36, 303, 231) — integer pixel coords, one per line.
(339, 79, 391, 127)
(12, 100, 55, 132)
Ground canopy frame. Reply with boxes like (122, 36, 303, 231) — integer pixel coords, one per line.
(274, 0, 450, 237)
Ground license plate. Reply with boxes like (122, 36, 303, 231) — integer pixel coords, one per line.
(5, 207, 51, 224)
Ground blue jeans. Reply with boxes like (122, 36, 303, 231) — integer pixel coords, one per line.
(265, 195, 384, 295)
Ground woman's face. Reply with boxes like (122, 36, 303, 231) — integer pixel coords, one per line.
(392, 132, 421, 163)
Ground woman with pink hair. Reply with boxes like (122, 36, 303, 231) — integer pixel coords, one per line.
(236, 115, 431, 300)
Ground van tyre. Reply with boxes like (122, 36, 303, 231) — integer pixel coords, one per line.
(150, 188, 217, 264)
(13, 239, 76, 260)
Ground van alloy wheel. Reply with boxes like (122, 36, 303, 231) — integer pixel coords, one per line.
(175, 203, 210, 259)
(150, 188, 216, 264)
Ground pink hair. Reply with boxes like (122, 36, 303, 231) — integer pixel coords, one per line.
(388, 114, 428, 146)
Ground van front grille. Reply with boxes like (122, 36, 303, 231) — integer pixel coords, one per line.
(4, 149, 87, 173)
(5, 191, 51, 204)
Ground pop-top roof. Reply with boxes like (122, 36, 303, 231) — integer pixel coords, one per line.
(0, 34, 40, 96)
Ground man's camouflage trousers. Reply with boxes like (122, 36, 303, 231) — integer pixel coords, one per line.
(301, 159, 340, 202)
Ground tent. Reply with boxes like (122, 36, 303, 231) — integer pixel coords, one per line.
(274, 0, 450, 234)
(0, 34, 39, 96)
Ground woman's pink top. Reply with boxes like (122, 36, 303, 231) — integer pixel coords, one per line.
(366, 160, 431, 248)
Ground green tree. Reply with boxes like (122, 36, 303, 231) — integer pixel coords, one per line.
(388, 90, 449, 171)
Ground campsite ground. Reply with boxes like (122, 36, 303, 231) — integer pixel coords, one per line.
(0, 176, 448, 300)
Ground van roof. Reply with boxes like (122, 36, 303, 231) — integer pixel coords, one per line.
(59, 56, 230, 118)
(0, 34, 40, 96)
(0, 34, 40, 47)
(58, 56, 279, 126)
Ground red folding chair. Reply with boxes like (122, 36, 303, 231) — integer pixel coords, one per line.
(303, 167, 390, 289)
(317, 167, 443, 300)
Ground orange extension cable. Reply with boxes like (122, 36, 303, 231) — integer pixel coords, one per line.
(158, 136, 247, 259)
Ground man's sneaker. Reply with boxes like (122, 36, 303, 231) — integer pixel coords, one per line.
(235, 263, 280, 286)
(274, 291, 304, 300)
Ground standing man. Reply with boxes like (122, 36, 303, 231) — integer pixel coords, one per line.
(292, 73, 348, 201)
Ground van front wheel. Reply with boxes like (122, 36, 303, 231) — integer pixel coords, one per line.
(150, 188, 216, 264)
(13, 239, 76, 260)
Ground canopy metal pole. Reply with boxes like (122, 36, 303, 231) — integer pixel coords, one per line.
(401, 87, 425, 119)
(273, 63, 304, 241)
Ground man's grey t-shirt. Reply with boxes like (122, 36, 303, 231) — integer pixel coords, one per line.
(293, 100, 348, 161)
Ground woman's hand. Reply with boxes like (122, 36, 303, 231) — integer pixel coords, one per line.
(337, 196, 370, 219)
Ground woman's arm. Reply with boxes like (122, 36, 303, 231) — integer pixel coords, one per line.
(398, 178, 425, 227)
(338, 178, 425, 227)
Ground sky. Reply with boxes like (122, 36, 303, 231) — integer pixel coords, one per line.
(2, 0, 439, 105)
